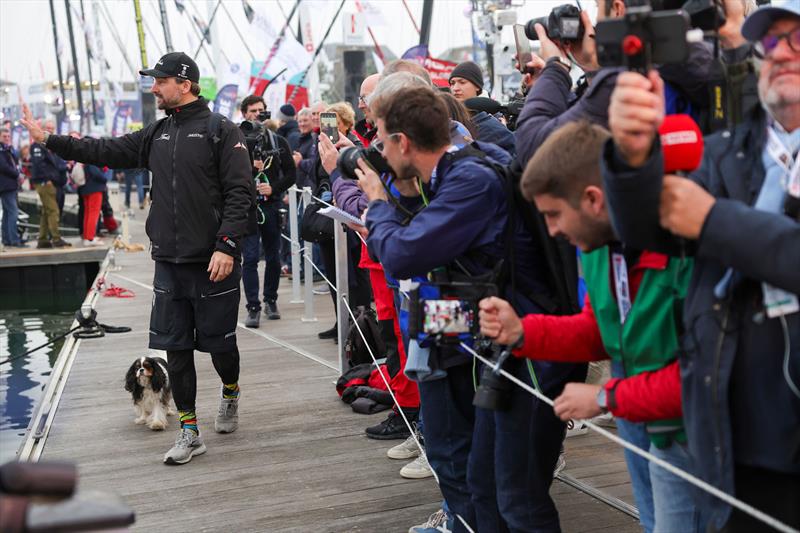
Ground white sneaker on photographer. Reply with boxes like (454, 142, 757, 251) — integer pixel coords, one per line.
(400, 453, 433, 479)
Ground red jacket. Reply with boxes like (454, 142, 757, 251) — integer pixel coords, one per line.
(512, 251, 682, 422)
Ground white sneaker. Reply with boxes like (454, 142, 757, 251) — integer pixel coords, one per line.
(591, 412, 616, 428)
(163, 428, 206, 465)
(400, 452, 434, 479)
(82, 238, 104, 246)
(387, 434, 422, 460)
(566, 419, 588, 438)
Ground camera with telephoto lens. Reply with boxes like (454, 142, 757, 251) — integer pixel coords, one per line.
(473, 343, 515, 411)
(257, 110, 271, 122)
(337, 145, 396, 180)
(524, 4, 585, 43)
(239, 120, 268, 160)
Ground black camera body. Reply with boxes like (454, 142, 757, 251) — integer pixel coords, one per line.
(525, 4, 585, 43)
(596, 3, 691, 73)
(239, 120, 270, 162)
(337, 145, 395, 180)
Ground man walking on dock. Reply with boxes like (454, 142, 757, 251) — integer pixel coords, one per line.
(21, 52, 254, 465)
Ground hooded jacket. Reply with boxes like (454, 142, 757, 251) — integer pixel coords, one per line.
(46, 97, 253, 262)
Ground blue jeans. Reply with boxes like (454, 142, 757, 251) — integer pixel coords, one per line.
(418, 363, 479, 533)
(242, 202, 282, 310)
(612, 362, 655, 533)
(124, 170, 144, 207)
(1, 190, 20, 245)
(650, 441, 707, 533)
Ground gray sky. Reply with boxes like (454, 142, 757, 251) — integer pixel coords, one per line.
(0, 0, 575, 84)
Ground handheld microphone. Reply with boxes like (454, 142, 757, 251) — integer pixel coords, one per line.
(464, 97, 506, 116)
(659, 114, 704, 175)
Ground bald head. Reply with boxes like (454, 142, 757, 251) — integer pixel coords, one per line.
(382, 59, 433, 86)
(359, 74, 381, 123)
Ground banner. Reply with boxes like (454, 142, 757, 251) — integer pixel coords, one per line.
(213, 84, 238, 119)
(198, 77, 217, 101)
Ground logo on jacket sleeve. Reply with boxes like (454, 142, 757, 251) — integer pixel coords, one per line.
(155, 133, 170, 141)
(233, 141, 247, 150)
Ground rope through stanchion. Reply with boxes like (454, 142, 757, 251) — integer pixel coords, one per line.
(458, 342, 800, 533)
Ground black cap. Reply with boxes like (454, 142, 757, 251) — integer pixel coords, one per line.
(139, 52, 200, 83)
(449, 61, 484, 93)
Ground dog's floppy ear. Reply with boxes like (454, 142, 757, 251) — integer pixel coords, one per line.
(124, 361, 138, 393)
(151, 360, 166, 393)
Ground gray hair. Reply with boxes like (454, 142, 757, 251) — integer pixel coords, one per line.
(297, 107, 312, 118)
(381, 59, 433, 87)
(368, 71, 431, 111)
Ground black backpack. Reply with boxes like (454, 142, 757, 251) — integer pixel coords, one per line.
(450, 145, 580, 316)
(344, 307, 385, 367)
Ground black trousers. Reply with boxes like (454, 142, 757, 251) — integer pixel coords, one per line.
(167, 348, 240, 412)
(318, 230, 371, 315)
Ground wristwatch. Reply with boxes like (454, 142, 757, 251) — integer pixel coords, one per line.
(547, 56, 571, 72)
(596, 387, 609, 413)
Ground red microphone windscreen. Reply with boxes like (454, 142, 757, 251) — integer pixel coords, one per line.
(659, 114, 704, 174)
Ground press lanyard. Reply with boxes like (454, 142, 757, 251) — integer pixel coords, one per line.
(611, 252, 632, 325)
(762, 126, 800, 317)
(766, 127, 800, 199)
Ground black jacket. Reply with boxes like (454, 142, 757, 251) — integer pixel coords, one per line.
(46, 97, 253, 262)
(256, 129, 296, 203)
(602, 111, 800, 528)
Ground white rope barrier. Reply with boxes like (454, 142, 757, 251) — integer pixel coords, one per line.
(457, 342, 800, 533)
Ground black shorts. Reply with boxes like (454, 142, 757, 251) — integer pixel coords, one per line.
(149, 260, 241, 353)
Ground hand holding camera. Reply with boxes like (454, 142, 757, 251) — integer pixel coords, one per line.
(563, 11, 600, 73)
(608, 70, 665, 167)
(354, 157, 387, 202)
(478, 297, 524, 347)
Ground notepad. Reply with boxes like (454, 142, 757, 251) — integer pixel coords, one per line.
(317, 206, 365, 227)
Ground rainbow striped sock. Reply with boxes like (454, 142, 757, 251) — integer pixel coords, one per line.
(179, 410, 198, 435)
(222, 383, 240, 399)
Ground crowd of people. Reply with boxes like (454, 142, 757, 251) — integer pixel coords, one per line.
(12, 0, 800, 531)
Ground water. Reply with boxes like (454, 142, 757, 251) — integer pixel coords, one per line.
(0, 308, 79, 463)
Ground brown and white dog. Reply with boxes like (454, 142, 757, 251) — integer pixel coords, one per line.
(124, 356, 174, 430)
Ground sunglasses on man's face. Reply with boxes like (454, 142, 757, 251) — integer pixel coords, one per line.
(753, 27, 800, 59)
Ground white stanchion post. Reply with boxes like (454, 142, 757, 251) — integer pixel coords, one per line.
(301, 187, 316, 323)
(333, 217, 350, 374)
(288, 188, 302, 303)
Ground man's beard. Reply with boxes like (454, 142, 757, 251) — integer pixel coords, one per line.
(395, 161, 420, 182)
(155, 94, 181, 110)
(759, 62, 800, 111)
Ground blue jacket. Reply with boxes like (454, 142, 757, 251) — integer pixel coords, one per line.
(277, 120, 301, 152)
(78, 164, 109, 195)
(366, 141, 582, 390)
(472, 111, 515, 156)
(295, 131, 317, 189)
(516, 42, 715, 165)
(30, 142, 68, 186)
(0, 143, 18, 193)
(601, 112, 800, 528)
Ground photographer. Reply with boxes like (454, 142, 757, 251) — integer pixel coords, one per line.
(360, 85, 585, 532)
(239, 95, 296, 326)
(601, 4, 800, 530)
(448, 61, 516, 155)
(514, 2, 716, 164)
(481, 120, 703, 533)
